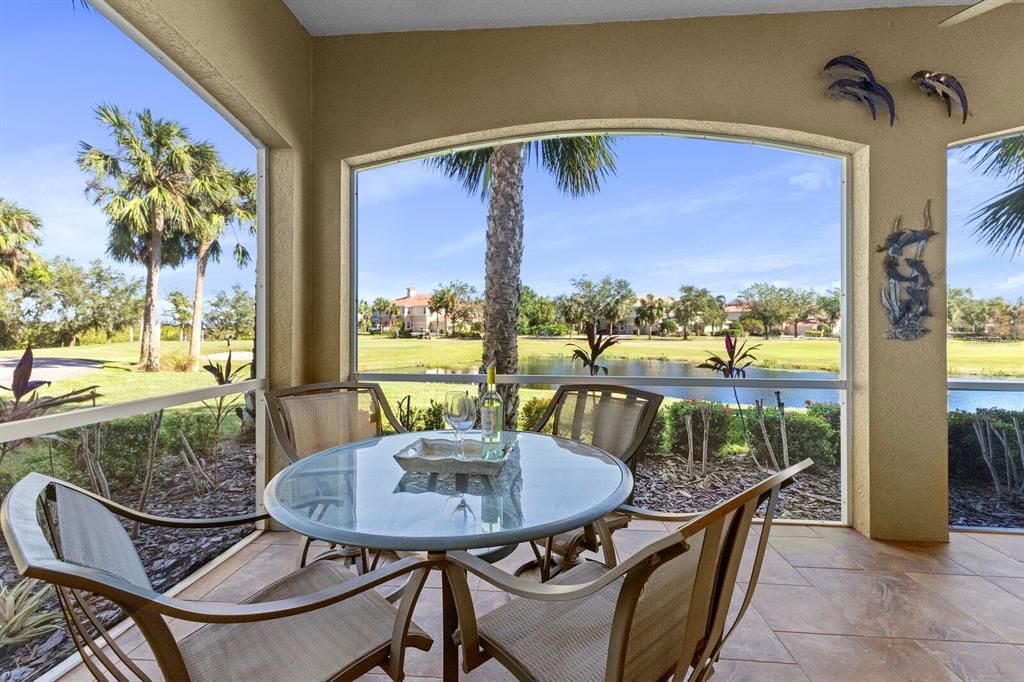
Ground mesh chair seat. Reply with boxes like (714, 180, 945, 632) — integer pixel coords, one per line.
(179, 560, 430, 682)
(476, 562, 621, 682)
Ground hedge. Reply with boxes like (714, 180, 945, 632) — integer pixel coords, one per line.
(948, 408, 1023, 484)
(666, 401, 732, 457)
(745, 408, 837, 466)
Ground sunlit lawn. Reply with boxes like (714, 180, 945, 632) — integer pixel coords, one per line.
(1, 340, 254, 407)
(358, 335, 1024, 377)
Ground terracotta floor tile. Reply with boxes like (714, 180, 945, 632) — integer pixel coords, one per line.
(811, 527, 971, 574)
(968, 532, 1024, 562)
(738, 535, 811, 585)
(710, 660, 811, 681)
(750, 584, 862, 635)
(938, 533, 1024, 577)
(778, 633, 961, 682)
(175, 542, 267, 600)
(986, 575, 1024, 600)
(763, 524, 823, 537)
(798, 567, 1003, 641)
(199, 544, 299, 602)
(767, 536, 864, 569)
(908, 572, 1024, 643)
(720, 586, 795, 663)
(913, 639, 1024, 681)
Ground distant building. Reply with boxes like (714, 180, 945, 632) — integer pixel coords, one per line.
(724, 299, 750, 322)
(391, 287, 445, 333)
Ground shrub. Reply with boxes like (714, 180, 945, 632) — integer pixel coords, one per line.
(948, 408, 1023, 483)
(0, 578, 62, 647)
(162, 410, 220, 456)
(518, 397, 551, 432)
(637, 408, 669, 457)
(805, 401, 841, 454)
(159, 350, 192, 372)
(666, 401, 732, 457)
(409, 399, 446, 431)
(719, 442, 748, 458)
(746, 408, 836, 466)
(52, 415, 152, 492)
(530, 323, 572, 337)
(659, 319, 678, 335)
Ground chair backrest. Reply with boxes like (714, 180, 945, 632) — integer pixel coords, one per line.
(2, 473, 168, 682)
(605, 459, 812, 682)
(531, 384, 663, 466)
(267, 381, 405, 462)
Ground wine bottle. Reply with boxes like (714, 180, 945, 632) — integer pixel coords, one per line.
(480, 365, 504, 459)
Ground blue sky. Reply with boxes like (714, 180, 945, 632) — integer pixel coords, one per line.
(1, 0, 1019, 314)
(0, 0, 256, 303)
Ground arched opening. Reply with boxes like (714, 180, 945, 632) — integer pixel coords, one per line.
(349, 127, 852, 523)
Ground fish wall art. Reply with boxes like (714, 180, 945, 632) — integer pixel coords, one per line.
(911, 71, 970, 123)
(825, 55, 896, 127)
(878, 200, 939, 340)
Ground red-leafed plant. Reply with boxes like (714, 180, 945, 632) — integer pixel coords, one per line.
(0, 347, 98, 468)
(698, 333, 763, 467)
(566, 322, 620, 376)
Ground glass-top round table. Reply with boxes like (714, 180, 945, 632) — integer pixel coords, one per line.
(264, 429, 632, 680)
(263, 430, 633, 553)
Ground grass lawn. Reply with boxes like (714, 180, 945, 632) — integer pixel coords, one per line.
(2, 334, 1019, 413)
(1, 340, 254, 407)
(358, 335, 1024, 377)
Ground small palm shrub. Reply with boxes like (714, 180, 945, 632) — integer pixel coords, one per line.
(746, 408, 837, 466)
(666, 401, 732, 457)
(0, 579, 62, 648)
(518, 397, 551, 432)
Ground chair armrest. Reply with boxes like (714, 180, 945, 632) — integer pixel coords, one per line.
(145, 555, 433, 623)
(447, 550, 632, 603)
(618, 504, 702, 524)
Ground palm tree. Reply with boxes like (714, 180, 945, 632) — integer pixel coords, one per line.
(186, 168, 255, 371)
(79, 105, 220, 371)
(0, 199, 43, 287)
(635, 294, 665, 339)
(427, 136, 617, 426)
(967, 134, 1024, 258)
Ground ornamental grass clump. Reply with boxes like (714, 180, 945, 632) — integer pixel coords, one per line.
(0, 579, 61, 648)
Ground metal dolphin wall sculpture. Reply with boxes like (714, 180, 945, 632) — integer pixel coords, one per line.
(824, 55, 897, 127)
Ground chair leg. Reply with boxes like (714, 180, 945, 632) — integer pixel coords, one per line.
(298, 535, 314, 568)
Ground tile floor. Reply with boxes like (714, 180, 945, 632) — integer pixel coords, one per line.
(59, 524, 1024, 681)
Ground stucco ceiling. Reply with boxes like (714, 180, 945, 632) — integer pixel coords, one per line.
(281, 0, 967, 36)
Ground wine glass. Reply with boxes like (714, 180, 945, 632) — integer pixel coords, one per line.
(444, 391, 476, 458)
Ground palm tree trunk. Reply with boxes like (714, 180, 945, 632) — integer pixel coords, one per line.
(139, 210, 163, 372)
(482, 144, 524, 428)
(188, 240, 211, 371)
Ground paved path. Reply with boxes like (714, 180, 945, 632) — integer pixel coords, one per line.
(0, 357, 103, 385)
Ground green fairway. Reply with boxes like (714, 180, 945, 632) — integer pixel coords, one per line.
(358, 335, 1023, 377)
(2, 334, 1019, 415)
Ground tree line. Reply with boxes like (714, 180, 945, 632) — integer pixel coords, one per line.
(360, 277, 843, 340)
(0, 105, 256, 363)
(947, 288, 1024, 338)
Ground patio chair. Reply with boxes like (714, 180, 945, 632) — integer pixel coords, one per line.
(267, 381, 405, 567)
(522, 384, 663, 580)
(445, 459, 812, 682)
(1, 473, 432, 682)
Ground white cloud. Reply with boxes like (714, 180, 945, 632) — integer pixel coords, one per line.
(357, 161, 444, 206)
(994, 272, 1024, 292)
(428, 230, 483, 257)
(788, 167, 832, 192)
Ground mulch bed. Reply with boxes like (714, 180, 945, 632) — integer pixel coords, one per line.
(949, 478, 1024, 528)
(634, 453, 843, 520)
(0, 442, 256, 682)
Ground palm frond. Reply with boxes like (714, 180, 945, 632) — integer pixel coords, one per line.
(526, 135, 618, 198)
(965, 135, 1024, 258)
(423, 148, 494, 200)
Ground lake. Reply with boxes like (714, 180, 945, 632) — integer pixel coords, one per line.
(408, 356, 1023, 412)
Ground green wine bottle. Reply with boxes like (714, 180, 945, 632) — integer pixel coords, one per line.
(480, 365, 504, 459)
